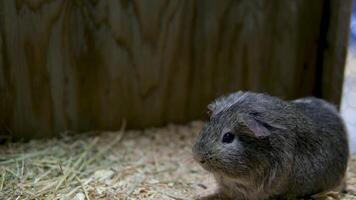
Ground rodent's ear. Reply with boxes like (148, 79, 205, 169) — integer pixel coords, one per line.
(207, 91, 247, 117)
(241, 115, 271, 138)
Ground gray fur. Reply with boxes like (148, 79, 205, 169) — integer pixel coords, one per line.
(207, 91, 248, 117)
(192, 91, 349, 200)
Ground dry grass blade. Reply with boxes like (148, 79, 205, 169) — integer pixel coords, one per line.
(64, 121, 126, 189)
(55, 137, 99, 191)
(87, 121, 126, 165)
(0, 150, 49, 165)
(75, 176, 90, 200)
(0, 170, 5, 191)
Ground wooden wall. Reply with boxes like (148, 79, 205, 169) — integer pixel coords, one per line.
(0, 0, 352, 139)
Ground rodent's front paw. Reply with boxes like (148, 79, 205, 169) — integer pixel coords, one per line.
(311, 191, 340, 200)
(197, 193, 230, 200)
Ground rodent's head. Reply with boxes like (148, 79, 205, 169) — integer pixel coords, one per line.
(192, 91, 289, 178)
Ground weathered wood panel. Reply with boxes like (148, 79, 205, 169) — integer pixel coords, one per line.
(316, 0, 353, 105)
(0, 0, 351, 139)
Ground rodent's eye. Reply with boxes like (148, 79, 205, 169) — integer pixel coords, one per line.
(222, 132, 235, 143)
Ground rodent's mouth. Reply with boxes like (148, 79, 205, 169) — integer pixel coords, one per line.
(198, 160, 214, 172)
(192, 146, 219, 172)
(194, 155, 248, 178)
(193, 155, 218, 172)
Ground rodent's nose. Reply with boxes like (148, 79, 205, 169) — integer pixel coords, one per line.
(192, 151, 207, 165)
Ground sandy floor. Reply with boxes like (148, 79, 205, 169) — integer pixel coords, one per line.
(0, 121, 355, 200)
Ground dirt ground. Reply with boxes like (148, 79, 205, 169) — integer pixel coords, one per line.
(0, 121, 356, 200)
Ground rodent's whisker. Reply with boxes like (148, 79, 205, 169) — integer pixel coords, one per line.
(182, 155, 195, 164)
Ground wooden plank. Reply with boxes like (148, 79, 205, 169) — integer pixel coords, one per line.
(0, 0, 7, 137)
(0, 0, 350, 138)
(315, 0, 353, 105)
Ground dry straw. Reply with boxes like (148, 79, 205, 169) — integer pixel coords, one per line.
(0, 121, 355, 200)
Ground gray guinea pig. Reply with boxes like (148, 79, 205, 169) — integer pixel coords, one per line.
(192, 91, 349, 200)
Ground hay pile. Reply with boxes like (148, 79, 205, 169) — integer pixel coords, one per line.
(0, 121, 355, 200)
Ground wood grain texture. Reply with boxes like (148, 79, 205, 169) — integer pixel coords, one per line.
(0, 0, 351, 139)
(316, 0, 352, 105)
